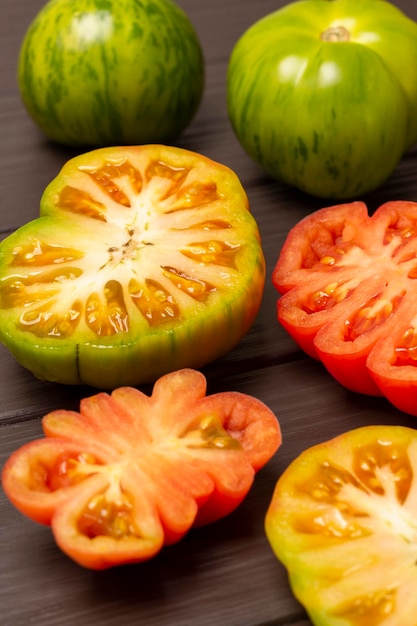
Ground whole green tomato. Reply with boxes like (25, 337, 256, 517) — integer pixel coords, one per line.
(18, 0, 205, 147)
(227, 0, 417, 199)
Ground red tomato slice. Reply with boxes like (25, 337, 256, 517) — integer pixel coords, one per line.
(273, 200, 417, 414)
(1, 368, 281, 570)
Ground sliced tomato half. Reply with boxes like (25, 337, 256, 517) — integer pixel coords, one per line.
(0, 145, 265, 388)
(273, 200, 417, 415)
(265, 425, 417, 626)
(2, 368, 281, 570)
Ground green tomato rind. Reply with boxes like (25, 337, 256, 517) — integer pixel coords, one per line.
(18, 0, 205, 146)
(227, 0, 417, 199)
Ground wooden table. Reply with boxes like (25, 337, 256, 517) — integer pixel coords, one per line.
(2, 1, 417, 624)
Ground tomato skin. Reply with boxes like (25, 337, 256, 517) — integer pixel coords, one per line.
(1, 368, 281, 570)
(227, 0, 417, 199)
(18, 0, 204, 146)
(265, 425, 417, 626)
(0, 145, 265, 388)
(273, 200, 417, 414)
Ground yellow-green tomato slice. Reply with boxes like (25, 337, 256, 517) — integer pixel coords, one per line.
(265, 425, 417, 626)
(0, 145, 265, 388)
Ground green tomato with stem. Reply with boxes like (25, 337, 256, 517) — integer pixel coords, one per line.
(227, 0, 417, 199)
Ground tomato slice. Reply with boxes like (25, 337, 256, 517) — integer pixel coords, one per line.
(1, 368, 281, 570)
(0, 145, 265, 388)
(265, 425, 417, 626)
(273, 200, 417, 414)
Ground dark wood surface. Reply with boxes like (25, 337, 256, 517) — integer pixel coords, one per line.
(2, 1, 417, 624)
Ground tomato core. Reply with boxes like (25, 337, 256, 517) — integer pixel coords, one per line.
(320, 25, 351, 42)
(331, 589, 396, 625)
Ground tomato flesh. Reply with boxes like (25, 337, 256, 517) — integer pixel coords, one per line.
(2, 368, 281, 569)
(265, 425, 417, 626)
(273, 200, 417, 414)
(0, 145, 265, 388)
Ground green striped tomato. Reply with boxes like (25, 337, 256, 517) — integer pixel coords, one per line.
(18, 0, 204, 147)
(0, 145, 265, 388)
(227, 0, 417, 199)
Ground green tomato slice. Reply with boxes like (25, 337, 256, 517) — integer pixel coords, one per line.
(265, 425, 417, 626)
(0, 145, 265, 387)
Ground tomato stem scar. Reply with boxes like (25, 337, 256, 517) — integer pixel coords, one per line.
(321, 25, 351, 42)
